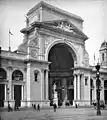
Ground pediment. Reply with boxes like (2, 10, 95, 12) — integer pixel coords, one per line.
(43, 19, 88, 40)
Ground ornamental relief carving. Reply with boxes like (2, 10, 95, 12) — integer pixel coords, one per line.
(44, 36, 55, 53)
(29, 36, 38, 47)
(57, 21, 76, 34)
(30, 49, 37, 58)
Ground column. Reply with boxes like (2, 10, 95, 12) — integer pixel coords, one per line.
(45, 69, 49, 100)
(41, 68, 44, 105)
(7, 66, 12, 105)
(63, 78, 67, 101)
(100, 80, 104, 100)
(80, 74, 82, 100)
(74, 75, 77, 100)
(94, 78, 96, 100)
(77, 74, 80, 100)
(81, 74, 84, 100)
(21, 85, 24, 100)
(5, 84, 7, 100)
(44, 70, 46, 100)
(76, 75, 78, 99)
(11, 84, 14, 100)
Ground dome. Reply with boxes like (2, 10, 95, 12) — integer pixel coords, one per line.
(100, 41, 107, 48)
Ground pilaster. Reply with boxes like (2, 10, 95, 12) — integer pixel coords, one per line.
(100, 80, 104, 100)
(26, 62, 31, 107)
(40, 68, 45, 106)
(7, 66, 13, 102)
(81, 74, 84, 100)
(45, 69, 49, 100)
(74, 74, 77, 100)
(77, 74, 80, 100)
(38, 35, 45, 60)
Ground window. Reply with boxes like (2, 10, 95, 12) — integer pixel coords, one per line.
(85, 77, 88, 85)
(34, 71, 39, 82)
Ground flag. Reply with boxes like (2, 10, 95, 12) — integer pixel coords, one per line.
(9, 30, 13, 35)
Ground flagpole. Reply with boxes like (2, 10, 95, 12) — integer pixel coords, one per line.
(9, 30, 11, 51)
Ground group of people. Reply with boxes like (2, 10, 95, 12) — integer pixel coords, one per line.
(8, 102, 57, 112)
(32, 104, 40, 111)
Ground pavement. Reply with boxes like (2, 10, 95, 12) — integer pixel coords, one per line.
(0, 107, 107, 120)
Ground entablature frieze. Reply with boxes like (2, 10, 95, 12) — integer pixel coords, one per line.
(38, 27, 85, 42)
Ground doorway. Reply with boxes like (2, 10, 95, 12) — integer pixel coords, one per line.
(0, 84, 4, 107)
(14, 85, 21, 107)
(104, 90, 107, 104)
(48, 43, 76, 104)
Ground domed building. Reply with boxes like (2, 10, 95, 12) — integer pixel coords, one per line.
(0, 1, 107, 108)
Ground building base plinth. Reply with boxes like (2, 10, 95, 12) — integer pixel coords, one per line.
(4, 100, 15, 108)
(73, 100, 91, 107)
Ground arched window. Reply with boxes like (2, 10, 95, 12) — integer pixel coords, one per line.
(102, 53, 104, 61)
(12, 70, 23, 81)
(0, 68, 7, 80)
(34, 70, 39, 82)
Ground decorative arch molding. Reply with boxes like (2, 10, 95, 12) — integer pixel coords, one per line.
(12, 68, 24, 76)
(12, 69, 24, 81)
(45, 39, 78, 66)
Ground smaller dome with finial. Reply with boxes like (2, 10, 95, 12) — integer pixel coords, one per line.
(100, 40, 107, 49)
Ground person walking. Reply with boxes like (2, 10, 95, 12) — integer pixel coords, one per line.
(34, 104, 36, 110)
(37, 104, 40, 111)
(53, 103, 57, 112)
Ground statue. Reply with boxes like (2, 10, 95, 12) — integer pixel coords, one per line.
(53, 83, 58, 106)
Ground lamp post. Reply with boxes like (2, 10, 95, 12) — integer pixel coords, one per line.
(7, 87, 10, 112)
(95, 63, 101, 116)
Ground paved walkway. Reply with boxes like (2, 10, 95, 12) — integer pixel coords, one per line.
(0, 107, 107, 120)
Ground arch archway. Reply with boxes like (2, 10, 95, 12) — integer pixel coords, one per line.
(48, 43, 77, 105)
(12, 70, 23, 107)
(104, 80, 107, 104)
(12, 70, 23, 81)
(0, 68, 7, 80)
(0, 68, 7, 107)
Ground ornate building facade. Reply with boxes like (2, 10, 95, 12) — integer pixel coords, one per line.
(0, 1, 107, 108)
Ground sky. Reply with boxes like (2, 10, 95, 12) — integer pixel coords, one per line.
(0, 0, 107, 65)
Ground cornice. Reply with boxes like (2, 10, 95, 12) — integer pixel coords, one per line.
(27, 1, 83, 22)
(21, 20, 87, 41)
(24, 58, 50, 65)
(1, 56, 25, 62)
(74, 66, 92, 71)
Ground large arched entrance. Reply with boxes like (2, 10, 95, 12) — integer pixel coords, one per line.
(0, 68, 7, 107)
(48, 43, 76, 105)
(104, 80, 107, 104)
